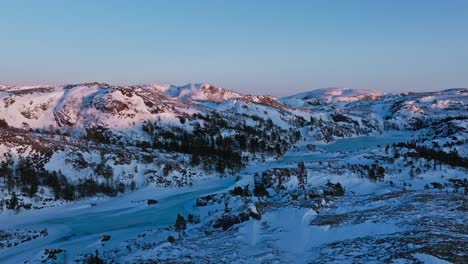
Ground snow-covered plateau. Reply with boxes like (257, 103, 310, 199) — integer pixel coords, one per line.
(0, 83, 466, 263)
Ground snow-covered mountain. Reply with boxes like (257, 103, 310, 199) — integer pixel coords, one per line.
(149, 83, 242, 102)
(0, 83, 465, 165)
(0, 82, 294, 132)
(280, 87, 383, 106)
(0, 83, 466, 263)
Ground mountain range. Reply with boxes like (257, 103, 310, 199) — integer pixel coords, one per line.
(0, 83, 466, 263)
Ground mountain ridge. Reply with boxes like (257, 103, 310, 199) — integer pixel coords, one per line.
(3, 81, 465, 99)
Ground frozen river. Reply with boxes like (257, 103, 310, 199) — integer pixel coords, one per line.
(0, 178, 235, 263)
(0, 134, 410, 263)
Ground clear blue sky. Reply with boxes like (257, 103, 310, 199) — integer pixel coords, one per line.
(1, 1, 467, 96)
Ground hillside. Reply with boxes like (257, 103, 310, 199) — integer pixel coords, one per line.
(0, 84, 466, 263)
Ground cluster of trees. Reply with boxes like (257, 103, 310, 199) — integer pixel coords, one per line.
(85, 250, 105, 264)
(1, 157, 41, 197)
(141, 112, 300, 174)
(367, 162, 386, 182)
(254, 162, 307, 191)
(213, 211, 252, 230)
(297, 162, 307, 189)
(257, 169, 290, 190)
(230, 185, 251, 197)
(347, 163, 385, 182)
(0, 156, 123, 205)
(167, 213, 188, 244)
(253, 183, 269, 197)
(84, 126, 112, 144)
(166, 212, 202, 244)
(0, 157, 75, 209)
(323, 182, 345, 196)
(6, 192, 19, 210)
(423, 179, 467, 194)
(393, 141, 467, 168)
(142, 122, 243, 173)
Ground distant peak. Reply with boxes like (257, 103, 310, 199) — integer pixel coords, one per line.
(158, 83, 242, 102)
(281, 87, 382, 104)
(148, 83, 171, 93)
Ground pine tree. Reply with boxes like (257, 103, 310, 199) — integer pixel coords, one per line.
(368, 168, 376, 181)
(0, 118, 9, 128)
(187, 214, 194, 223)
(6, 172, 14, 194)
(45, 171, 61, 199)
(409, 166, 415, 179)
(190, 153, 200, 166)
(0, 161, 8, 183)
(96, 162, 113, 180)
(86, 250, 105, 264)
(174, 214, 187, 240)
(8, 192, 18, 210)
(167, 235, 176, 244)
(376, 166, 385, 180)
(17, 158, 38, 197)
(297, 162, 307, 188)
(0, 160, 13, 192)
(253, 183, 269, 197)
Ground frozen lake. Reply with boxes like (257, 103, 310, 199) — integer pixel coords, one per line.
(278, 134, 409, 164)
(320, 135, 408, 153)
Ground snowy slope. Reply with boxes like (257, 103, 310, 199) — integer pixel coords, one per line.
(0, 83, 466, 263)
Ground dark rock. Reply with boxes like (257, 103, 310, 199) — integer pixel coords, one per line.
(147, 199, 158, 205)
(249, 211, 261, 220)
(323, 182, 345, 196)
(41, 249, 65, 262)
(196, 194, 216, 207)
(101, 235, 111, 242)
(213, 211, 252, 230)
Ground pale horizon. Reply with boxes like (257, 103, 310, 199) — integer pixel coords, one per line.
(1, 80, 466, 98)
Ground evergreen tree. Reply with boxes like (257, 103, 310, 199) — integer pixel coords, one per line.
(376, 166, 385, 180)
(368, 167, 376, 181)
(167, 235, 176, 244)
(8, 192, 18, 210)
(174, 213, 187, 240)
(187, 214, 194, 223)
(253, 184, 269, 197)
(190, 153, 200, 166)
(297, 162, 307, 188)
(62, 184, 75, 201)
(6, 171, 14, 194)
(86, 250, 105, 264)
(409, 166, 415, 179)
(0, 118, 8, 128)
(0, 159, 13, 192)
(44, 171, 61, 199)
(0, 161, 8, 183)
(17, 158, 38, 197)
(96, 162, 113, 180)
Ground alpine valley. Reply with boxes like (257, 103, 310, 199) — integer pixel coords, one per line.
(0, 83, 466, 263)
